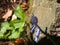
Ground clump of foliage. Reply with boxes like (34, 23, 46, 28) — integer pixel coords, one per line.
(0, 5, 26, 39)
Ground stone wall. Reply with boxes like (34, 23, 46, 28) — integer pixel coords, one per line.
(29, 0, 57, 40)
(31, 0, 56, 33)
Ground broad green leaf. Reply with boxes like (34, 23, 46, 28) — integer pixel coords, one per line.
(0, 5, 26, 39)
(1, 22, 10, 33)
(8, 31, 20, 39)
(14, 5, 26, 21)
(14, 21, 25, 29)
(15, 5, 23, 13)
(0, 32, 3, 38)
(4, 31, 11, 39)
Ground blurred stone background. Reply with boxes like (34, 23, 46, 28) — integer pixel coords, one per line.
(31, 0, 56, 33)
(29, 0, 58, 39)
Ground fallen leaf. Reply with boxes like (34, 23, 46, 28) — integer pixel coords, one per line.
(2, 9, 13, 21)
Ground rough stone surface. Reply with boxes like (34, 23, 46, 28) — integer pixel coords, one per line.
(31, 0, 56, 33)
(31, 0, 56, 39)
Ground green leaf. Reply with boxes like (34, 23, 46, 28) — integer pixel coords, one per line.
(4, 31, 11, 39)
(15, 5, 23, 13)
(14, 5, 26, 21)
(14, 21, 25, 29)
(8, 31, 20, 39)
(1, 22, 10, 33)
(0, 32, 3, 38)
(0, 5, 26, 39)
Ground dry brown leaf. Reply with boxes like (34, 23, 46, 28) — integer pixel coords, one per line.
(2, 9, 13, 21)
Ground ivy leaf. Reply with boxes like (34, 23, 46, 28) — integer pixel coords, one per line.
(1, 22, 10, 33)
(0, 5, 26, 39)
(8, 28, 24, 39)
(0, 31, 3, 38)
(8, 31, 20, 39)
(14, 21, 25, 29)
(4, 31, 11, 39)
(14, 5, 26, 21)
